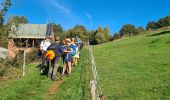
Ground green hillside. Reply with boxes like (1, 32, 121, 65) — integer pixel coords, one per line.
(93, 29, 170, 99)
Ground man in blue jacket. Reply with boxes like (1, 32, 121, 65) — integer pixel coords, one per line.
(47, 37, 64, 81)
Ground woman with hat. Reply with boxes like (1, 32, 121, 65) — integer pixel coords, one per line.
(61, 38, 73, 79)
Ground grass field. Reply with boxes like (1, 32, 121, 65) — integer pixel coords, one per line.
(0, 63, 54, 100)
(0, 48, 91, 100)
(93, 29, 170, 99)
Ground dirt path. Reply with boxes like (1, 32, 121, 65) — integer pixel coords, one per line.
(45, 80, 62, 100)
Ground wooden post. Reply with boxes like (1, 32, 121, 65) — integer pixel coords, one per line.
(23, 39, 28, 76)
(26, 39, 28, 48)
(90, 80, 96, 100)
(32, 40, 34, 48)
(23, 50, 25, 76)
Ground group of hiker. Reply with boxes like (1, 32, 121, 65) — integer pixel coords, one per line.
(39, 36, 82, 81)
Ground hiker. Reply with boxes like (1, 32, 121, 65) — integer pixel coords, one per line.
(61, 38, 73, 79)
(75, 36, 82, 50)
(71, 38, 77, 66)
(74, 45, 80, 66)
(62, 39, 67, 63)
(46, 37, 64, 81)
(40, 36, 51, 74)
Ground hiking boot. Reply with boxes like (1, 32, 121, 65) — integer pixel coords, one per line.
(60, 74, 64, 80)
(52, 75, 57, 81)
(48, 73, 52, 78)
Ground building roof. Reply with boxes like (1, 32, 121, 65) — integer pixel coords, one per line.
(9, 24, 53, 38)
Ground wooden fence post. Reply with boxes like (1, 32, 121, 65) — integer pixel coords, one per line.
(23, 39, 28, 76)
(23, 50, 25, 76)
(91, 80, 96, 100)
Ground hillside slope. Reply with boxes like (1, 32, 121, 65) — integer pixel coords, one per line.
(93, 29, 170, 99)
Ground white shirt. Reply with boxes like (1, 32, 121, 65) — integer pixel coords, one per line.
(40, 40, 51, 51)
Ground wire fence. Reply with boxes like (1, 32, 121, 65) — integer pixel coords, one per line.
(88, 41, 105, 100)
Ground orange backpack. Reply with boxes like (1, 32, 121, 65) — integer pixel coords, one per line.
(45, 50, 55, 60)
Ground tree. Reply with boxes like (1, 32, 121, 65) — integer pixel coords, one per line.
(136, 26, 145, 34)
(53, 24, 64, 39)
(6, 16, 28, 40)
(0, 0, 12, 47)
(0, 0, 12, 25)
(94, 27, 107, 44)
(157, 18, 166, 28)
(119, 24, 138, 36)
(68, 25, 88, 41)
(164, 16, 170, 26)
(95, 31, 106, 44)
(157, 16, 170, 28)
(53, 24, 63, 33)
(8, 16, 28, 25)
(112, 33, 120, 40)
(103, 27, 111, 41)
(146, 21, 157, 30)
(89, 30, 97, 44)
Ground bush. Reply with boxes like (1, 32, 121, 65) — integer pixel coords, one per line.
(119, 24, 139, 36)
(0, 60, 22, 82)
(0, 49, 38, 81)
(112, 33, 120, 40)
(25, 49, 37, 64)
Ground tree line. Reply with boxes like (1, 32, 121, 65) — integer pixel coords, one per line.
(112, 15, 170, 41)
(53, 25, 112, 45)
(54, 15, 170, 44)
(146, 16, 170, 30)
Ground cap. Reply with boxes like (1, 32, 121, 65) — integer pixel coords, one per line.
(46, 36, 51, 39)
(56, 36, 60, 41)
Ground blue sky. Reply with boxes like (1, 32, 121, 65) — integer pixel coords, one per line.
(3, 0, 170, 34)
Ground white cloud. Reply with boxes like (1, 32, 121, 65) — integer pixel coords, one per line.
(85, 12, 93, 25)
(40, 0, 82, 28)
(48, 0, 73, 16)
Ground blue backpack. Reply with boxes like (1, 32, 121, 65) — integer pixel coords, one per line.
(77, 38, 82, 44)
(71, 44, 77, 56)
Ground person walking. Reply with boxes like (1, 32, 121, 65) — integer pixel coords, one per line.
(61, 38, 73, 80)
(47, 37, 64, 81)
(75, 36, 82, 50)
(71, 38, 77, 66)
(40, 36, 51, 74)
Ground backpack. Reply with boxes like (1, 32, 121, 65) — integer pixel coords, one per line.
(77, 38, 82, 44)
(45, 50, 55, 60)
(45, 43, 56, 60)
(71, 44, 77, 56)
